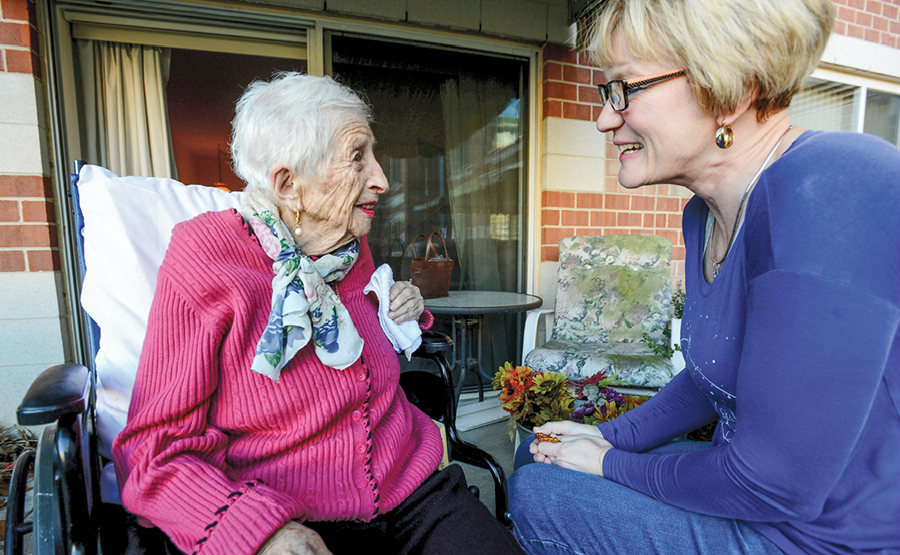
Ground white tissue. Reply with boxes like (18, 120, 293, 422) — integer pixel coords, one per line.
(364, 264, 422, 359)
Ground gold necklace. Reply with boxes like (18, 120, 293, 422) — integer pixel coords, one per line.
(709, 125, 793, 277)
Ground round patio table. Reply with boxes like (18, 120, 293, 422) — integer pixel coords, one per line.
(424, 291, 543, 405)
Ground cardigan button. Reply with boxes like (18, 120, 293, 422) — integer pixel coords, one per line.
(351, 409, 362, 422)
(356, 370, 367, 382)
(356, 442, 367, 454)
(356, 478, 368, 489)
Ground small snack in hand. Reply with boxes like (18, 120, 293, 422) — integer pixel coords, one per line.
(535, 432, 560, 443)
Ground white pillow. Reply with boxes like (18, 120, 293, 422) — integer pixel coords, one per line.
(78, 164, 242, 463)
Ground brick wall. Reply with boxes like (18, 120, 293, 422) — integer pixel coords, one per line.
(0, 0, 57, 272)
(833, 0, 900, 48)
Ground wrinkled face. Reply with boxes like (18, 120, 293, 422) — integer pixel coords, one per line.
(294, 119, 389, 255)
(596, 31, 715, 189)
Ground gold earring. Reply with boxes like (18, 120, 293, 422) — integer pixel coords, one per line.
(293, 206, 302, 238)
(715, 123, 734, 149)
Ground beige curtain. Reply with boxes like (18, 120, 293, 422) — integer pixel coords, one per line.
(77, 40, 176, 178)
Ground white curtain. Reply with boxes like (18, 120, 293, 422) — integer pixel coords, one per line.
(77, 40, 176, 178)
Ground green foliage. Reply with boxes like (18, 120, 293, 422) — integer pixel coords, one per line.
(672, 285, 685, 319)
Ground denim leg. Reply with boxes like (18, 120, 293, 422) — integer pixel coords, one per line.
(508, 441, 784, 555)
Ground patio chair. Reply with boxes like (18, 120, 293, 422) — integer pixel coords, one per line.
(522, 234, 676, 396)
(4, 162, 509, 555)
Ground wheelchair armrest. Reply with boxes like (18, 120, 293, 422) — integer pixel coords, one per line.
(17, 363, 90, 426)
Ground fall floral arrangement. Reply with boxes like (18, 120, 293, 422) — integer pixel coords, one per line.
(569, 369, 649, 425)
(492, 362, 574, 429)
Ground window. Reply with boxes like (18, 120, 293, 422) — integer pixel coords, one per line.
(330, 35, 530, 384)
(790, 77, 900, 147)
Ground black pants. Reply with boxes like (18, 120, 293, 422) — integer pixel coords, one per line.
(306, 465, 525, 555)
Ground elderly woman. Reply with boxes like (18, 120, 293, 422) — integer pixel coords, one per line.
(112, 73, 523, 555)
(509, 1, 900, 554)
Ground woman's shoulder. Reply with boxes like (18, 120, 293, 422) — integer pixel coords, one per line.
(781, 130, 900, 182)
(164, 209, 253, 269)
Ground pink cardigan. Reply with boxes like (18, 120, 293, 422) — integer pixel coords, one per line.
(112, 210, 443, 555)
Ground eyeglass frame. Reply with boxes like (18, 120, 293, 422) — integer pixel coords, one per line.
(597, 69, 685, 112)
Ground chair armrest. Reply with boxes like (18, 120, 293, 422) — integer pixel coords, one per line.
(522, 308, 554, 361)
(17, 363, 89, 426)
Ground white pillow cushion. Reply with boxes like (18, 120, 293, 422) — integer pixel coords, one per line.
(77, 164, 242, 463)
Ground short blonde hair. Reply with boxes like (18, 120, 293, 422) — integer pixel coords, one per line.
(591, 0, 834, 121)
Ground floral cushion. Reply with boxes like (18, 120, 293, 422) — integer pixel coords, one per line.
(524, 339, 674, 387)
(532, 234, 674, 388)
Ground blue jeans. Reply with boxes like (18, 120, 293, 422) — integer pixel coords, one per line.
(509, 436, 784, 555)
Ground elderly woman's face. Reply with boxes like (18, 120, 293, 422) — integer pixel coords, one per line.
(596, 31, 716, 189)
(292, 119, 388, 255)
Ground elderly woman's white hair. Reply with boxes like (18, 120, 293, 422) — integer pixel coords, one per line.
(230, 72, 372, 197)
(591, 0, 834, 121)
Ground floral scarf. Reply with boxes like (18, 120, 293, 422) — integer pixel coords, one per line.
(241, 189, 364, 381)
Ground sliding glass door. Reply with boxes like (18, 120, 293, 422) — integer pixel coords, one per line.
(330, 34, 530, 387)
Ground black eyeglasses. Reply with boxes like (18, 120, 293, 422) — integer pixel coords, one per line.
(597, 69, 685, 112)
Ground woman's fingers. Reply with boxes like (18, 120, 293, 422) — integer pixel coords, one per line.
(389, 281, 423, 322)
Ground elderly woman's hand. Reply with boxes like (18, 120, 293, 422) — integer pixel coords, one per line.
(257, 521, 331, 555)
(389, 281, 424, 324)
(529, 420, 613, 477)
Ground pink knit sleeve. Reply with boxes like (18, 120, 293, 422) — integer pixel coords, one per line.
(112, 272, 306, 555)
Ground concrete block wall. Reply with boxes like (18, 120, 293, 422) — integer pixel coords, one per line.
(1, 0, 69, 427)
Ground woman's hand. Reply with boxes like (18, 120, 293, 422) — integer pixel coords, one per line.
(257, 521, 332, 555)
(529, 420, 613, 477)
(389, 281, 424, 323)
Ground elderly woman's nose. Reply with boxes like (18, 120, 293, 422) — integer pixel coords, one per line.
(369, 161, 389, 193)
(596, 101, 623, 133)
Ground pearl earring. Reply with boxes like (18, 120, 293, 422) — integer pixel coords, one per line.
(293, 208, 302, 238)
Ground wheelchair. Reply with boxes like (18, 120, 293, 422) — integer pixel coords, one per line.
(4, 162, 510, 555)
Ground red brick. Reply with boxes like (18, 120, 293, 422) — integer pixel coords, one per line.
(27, 248, 59, 271)
(541, 245, 558, 262)
(5, 48, 35, 74)
(0, 223, 55, 247)
(632, 195, 655, 210)
(605, 194, 629, 210)
(562, 101, 591, 121)
(1, 0, 32, 21)
(0, 21, 28, 47)
(21, 199, 52, 222)
(561, 210, 589, 226)
(890, 19, 900, 34)
(848, 23, 865, 37)
(543, 99, 562, 119)
(667, 213, 683, 229)
(672, 245, 686, 261)
(875, 13, 891, 29)
(657, 197, 683, 212)
(0, 250, 25, 271)
(543, 61, 563, 81)
(0, 199, 19, 221)
(659, 229, 681, 246)
(545, 81, 578, 101)
(848, 0, 866, 8)
(884, 3, 898, 17)
(578, 84, 600, 104)
(865, 26, 879, 40)
(576, 192, 603, 209)
(655, 213, 667, 227)
(865, 0, 883, 13)
(542, 227, 575, 246)
(838, 6, 856, 21)
(0, 174, 51, 197)
(833, 20, 848, 34)
(616, 212, 641, 227)
(856, 10, 874, 25)
(642, 213, 655, 228)
(590, 210, 617, 227)
(542, 43, 577, 64)
(881, 32, 897, 47)
(576, 50, 599, 67)
(545, 191, 576, 208)
(541, 209, 560, 226)
(563, 65, 591, 84)
(604, 175, 621, 191)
